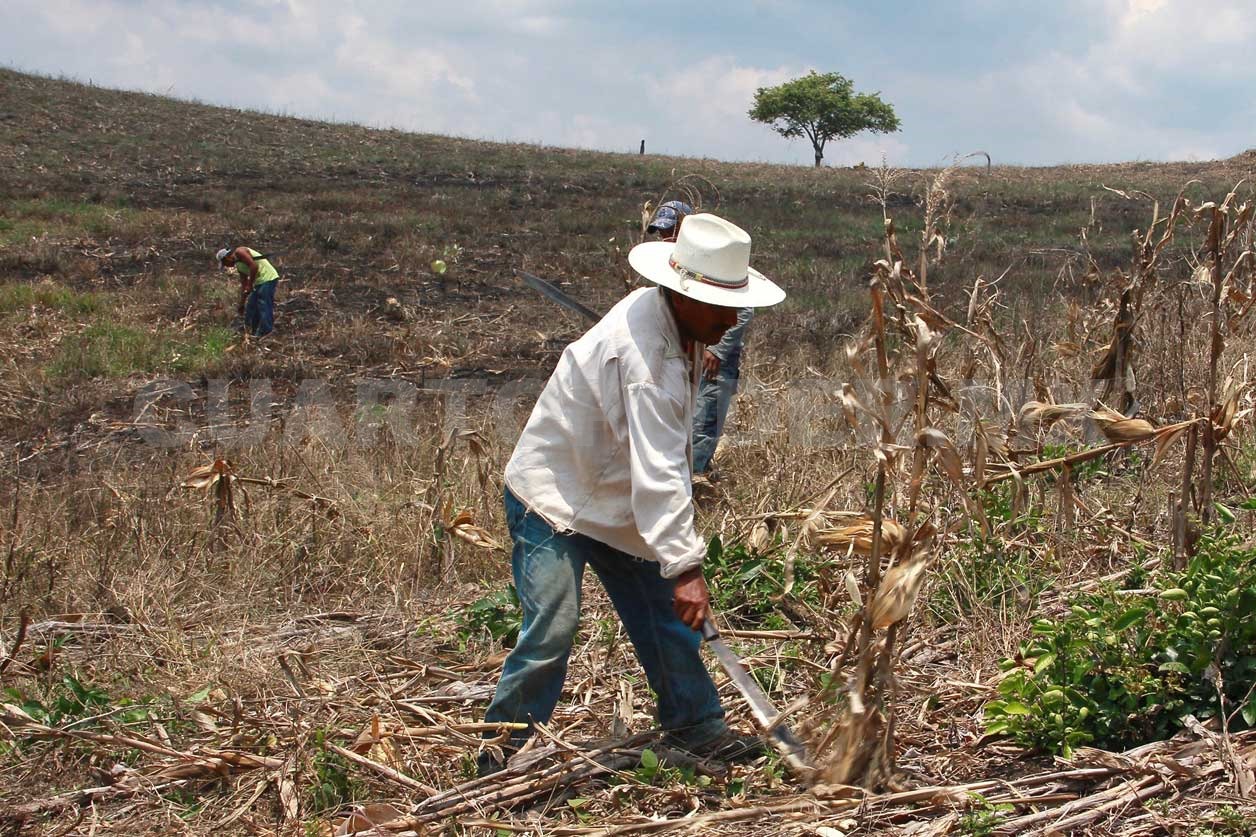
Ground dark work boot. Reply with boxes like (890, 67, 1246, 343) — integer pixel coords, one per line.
(665, 728, 766, 763)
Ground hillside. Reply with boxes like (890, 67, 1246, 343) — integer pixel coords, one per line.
(1, 68, 1255, 836)
(2, 67, 1250, 450)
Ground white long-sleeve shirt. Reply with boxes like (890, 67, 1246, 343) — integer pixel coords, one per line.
(504, 287, 705, 578)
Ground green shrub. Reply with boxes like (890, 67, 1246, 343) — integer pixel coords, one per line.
(4, 674, 158, 728)
(958, 794, 1014, 836)
(985, 532, 1256, 756)
(457, 585, 522, 646)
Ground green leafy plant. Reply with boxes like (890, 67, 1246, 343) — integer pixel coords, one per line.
(5, 673, 115, 723)
(704, 536, 822, 628)
(958, 793, 1014, 836)
(1041, 443, 1109, 483)
(631, 748, 711, 788)
(457, 585, 522, 646)
(985, 532, 1256, 756)
(1190, 806, 1256, 836)
(309, 730, 358, 813)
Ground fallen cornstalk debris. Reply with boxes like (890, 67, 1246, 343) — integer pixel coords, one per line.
(318, 725, 1255, 835)
(0, 711, 287, 827)
(342, 732, 664, 835)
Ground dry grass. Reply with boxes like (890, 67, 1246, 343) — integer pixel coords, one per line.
(0, 69, 1255, 835)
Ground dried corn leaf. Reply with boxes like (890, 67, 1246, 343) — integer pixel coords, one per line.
(1151, 424, 1190, 468)
(181, 459, 233, 490)
(448, 509, 504, 552)
(1090, 406, 1156, 442)
(1018, 401, 1088, 431)
(913, 315, 938, 362)
(748, 520, 772, 553)
(844, 570, 862, 608)
(917, 428, 964, 485)
(1212, 384, 1241, 441)
(813, 517, 908, 557)
(335, 804, 406, 836)
(869, 549, 929, 630)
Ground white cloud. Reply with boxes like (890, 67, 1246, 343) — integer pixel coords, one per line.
(1119, 0, 1169, 27)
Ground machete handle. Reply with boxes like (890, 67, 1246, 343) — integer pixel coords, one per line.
(700, 617, 720, 642)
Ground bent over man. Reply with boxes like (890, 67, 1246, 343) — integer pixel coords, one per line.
(479, 213, 786, 775)
(216, 246, 279, 337)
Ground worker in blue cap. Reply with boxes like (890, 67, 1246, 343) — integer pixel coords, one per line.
(647, 201, 753, 474)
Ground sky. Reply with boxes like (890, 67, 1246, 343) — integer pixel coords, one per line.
(3, 0, 1255, 168)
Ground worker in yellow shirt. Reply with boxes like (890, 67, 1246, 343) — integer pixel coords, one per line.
(216, 246, 279, 336)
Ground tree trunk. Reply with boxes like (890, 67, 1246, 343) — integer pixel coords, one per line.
(814, 147, 823, 168)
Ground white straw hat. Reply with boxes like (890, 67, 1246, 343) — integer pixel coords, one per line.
(628, 213, 784, 308)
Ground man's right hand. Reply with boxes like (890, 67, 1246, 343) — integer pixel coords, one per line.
(702, 350, 721, 381)
(673, 566, 711, 631)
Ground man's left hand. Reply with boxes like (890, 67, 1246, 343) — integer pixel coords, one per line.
(702, 350, 720, 381)
(673, 566, 711, 631)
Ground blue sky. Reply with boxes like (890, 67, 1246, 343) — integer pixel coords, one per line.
(4, 0, 1254, 167)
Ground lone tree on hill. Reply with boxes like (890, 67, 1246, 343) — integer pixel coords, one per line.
(749, 71, 900, 168)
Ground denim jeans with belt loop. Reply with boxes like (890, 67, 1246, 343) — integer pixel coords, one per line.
(691, 350, 741, 474)
(483, 488, 727, 752)
(244, 280, 276, 337)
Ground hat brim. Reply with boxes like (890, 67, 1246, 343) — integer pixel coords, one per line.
(627, 241, 785, 308)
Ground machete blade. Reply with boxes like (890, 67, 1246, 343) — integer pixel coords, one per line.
(702, 618, 812, 777)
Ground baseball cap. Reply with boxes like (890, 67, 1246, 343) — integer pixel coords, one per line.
(646, 200, 694, 234)
(215, 247, 231, 266)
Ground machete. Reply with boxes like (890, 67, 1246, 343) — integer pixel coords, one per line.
(513, 269, 602, 324)
(701, 618, 813, 776)
(515, 265, 812, 774)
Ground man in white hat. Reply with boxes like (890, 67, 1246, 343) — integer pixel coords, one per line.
(478, 213, 785, 775)
(216, 246, 279, 336)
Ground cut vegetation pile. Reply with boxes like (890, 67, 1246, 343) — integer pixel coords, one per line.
(1, 69, 1255, 835)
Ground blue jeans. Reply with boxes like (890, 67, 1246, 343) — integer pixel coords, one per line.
(244, 280, 276, 337)
(692, 352, 741, 474)
(483, 488, 726, 751)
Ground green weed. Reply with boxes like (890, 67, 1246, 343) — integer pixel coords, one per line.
(630, 748, 712, 788)
(4, 674, 159, 729)
(0, 198, 136, 243)
(929, 537, 1054, 622)
(309, 729, 358, 813)
(0, 281, 104, 315)
(457, 585, 522, 646)
(1190, 806, 1256, 836)
(958, 793, 1014, 836)
(704, 536, 823, 628)
(47, 321, 234, 380)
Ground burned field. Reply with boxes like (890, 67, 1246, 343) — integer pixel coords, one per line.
(1, 68, 1255, 835)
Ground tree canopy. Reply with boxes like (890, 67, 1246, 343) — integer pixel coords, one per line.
(749, 71, 900, 167)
